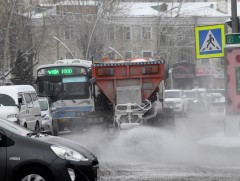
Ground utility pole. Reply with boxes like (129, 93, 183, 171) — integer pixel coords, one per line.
(231, 0, 239, 33)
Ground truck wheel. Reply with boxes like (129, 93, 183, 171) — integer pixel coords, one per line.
(52, 119, 59, 136)
(16, 167, 53, 181)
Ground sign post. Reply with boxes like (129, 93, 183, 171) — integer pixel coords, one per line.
(224, 34, 240, 136)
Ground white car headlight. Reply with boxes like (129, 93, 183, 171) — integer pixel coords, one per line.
(7, 114, 19, 119)
(42, 115, 51, 120)
(51, 145, 88, 162)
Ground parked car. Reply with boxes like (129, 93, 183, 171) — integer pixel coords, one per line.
(183, 89, 196, 112)
(188, 88, 211, 113)
(0, 85, 42, 132)
(209, 96, 225, 121)
(0, 116, 99, 181)
(165, 89, 188, 117)
(38, 96, 56, 134)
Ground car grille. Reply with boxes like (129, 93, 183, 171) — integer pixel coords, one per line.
(165, 101, 174, 106)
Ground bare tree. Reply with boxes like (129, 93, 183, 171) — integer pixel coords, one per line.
(0, 0, 47, 84)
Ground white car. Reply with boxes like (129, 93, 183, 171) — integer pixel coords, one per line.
(38, 96, 56, 134)
(165, 89, 188, 117)
(0, 85, 42, 132)
(209, 96, 225, 121)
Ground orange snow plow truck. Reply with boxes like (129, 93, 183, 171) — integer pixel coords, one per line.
(91, 57, 175, 130)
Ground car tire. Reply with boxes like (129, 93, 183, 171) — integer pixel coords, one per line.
(16, 167, 53, 181)
(35, 121, 40, 132)
(23, 123, 27, 128)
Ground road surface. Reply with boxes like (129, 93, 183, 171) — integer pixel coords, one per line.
(61, 113, 240, 180)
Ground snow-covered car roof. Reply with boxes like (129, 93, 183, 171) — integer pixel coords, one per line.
(0, 85, 36, 103)
(165, 89, 182, 92)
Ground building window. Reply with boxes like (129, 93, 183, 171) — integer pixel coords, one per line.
(64, 27, 74, 40)
(125, 51, 132, 59)
(66, 52, 75, 59)
(123, 26, 131, 40)
(142, 26, 151, 40)
(160, 34, 167, 45)
(143, 51, 152, 58)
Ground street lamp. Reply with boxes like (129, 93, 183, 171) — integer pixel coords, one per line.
(53, 37, 76, 59)
(109, 47, 124, 59)
(169, 68, 174, 89)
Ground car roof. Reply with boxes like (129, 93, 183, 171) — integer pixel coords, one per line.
(165, 89, 182, 92)
(0, 85, 36, 103)
(38, 96, 49, 101)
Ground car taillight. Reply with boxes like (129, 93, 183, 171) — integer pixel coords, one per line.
(97, 68, 114, 76)
(142, 66, 159, 74)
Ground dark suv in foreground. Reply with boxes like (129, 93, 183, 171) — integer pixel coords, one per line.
(0, 117, 98, 181)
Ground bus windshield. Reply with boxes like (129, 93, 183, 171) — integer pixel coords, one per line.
(37, 76, 90, 101)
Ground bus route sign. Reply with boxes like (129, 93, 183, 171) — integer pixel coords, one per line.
(37, 66, 87, 77)
(47, 68, 73, 75)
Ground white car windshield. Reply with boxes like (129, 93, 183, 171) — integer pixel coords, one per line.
(165, 91, 181, 98)
(184, 92, 196, 99)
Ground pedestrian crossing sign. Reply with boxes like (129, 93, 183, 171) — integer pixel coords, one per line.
(195, 24, 225, 59)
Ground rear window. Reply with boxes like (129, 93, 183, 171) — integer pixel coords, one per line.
(0, 94, 16, 106)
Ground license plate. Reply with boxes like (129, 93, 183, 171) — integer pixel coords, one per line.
(58, 119, 66, 123)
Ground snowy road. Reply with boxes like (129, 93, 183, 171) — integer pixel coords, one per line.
(61, 113, 240, 180)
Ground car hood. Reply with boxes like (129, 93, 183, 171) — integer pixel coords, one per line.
(36, 135, 97, 160)
(41, 110, 51, 117)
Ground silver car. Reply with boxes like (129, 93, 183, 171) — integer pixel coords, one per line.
(38, 96, 56, 134)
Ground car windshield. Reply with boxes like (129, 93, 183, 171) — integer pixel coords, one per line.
(184, 91, 197, 99)
(0, 117, 33, 136)
(165, 91, 181, 98)
(0, 94, 16, 106)
(39, 100, 48, 111)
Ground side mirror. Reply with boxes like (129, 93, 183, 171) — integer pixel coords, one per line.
(18, 97, 23, 104)
(51, 107, 56, 112)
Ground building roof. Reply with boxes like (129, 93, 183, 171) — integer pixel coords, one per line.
(31, 1, 238, 19)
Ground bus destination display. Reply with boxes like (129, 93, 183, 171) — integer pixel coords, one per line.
(38, 67, 87, 76)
